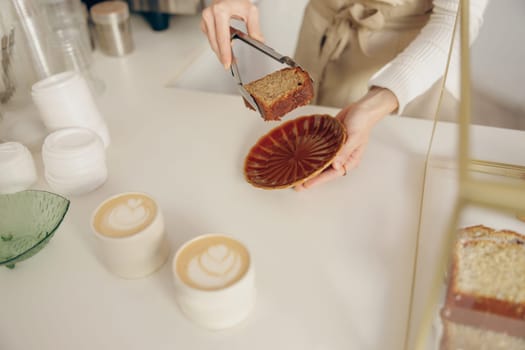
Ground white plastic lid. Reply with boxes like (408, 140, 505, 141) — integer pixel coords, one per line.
(43, 127, 103, 158)
(0, 142, 33, 168)
(42, 128, 107, 193)
(31, 71, 80, 95)
(0, 142, 27, 164)
(0, 142, 37, 193)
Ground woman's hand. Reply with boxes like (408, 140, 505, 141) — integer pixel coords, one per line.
(294, 87, 399, 191)
(201, 0, 264, 69)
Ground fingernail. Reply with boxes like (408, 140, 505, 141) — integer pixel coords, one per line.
(224, 63, 230, 70)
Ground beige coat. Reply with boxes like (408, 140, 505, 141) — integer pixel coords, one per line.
(294, 0, 455, 118)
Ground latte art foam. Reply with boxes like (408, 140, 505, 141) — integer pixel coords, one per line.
(176, 235, 250, 291)
(93, 193, 157, 238)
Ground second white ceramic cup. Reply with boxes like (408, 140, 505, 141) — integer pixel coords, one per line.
(172, 234, 256, 330)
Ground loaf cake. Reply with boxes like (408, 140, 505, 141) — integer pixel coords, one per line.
(243, 67, 314, 121)
(440, 225, 525, 350)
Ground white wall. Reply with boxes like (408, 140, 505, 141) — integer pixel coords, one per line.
(171, 0, 309, 94)
(471, 0, 525, 110)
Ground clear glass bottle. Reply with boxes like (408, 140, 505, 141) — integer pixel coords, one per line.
(40, 0, 104, 94)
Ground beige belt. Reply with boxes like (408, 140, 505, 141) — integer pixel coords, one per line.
(312, 0, 429, 61)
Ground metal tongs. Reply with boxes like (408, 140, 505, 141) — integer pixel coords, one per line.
(230, 26, 299, 120)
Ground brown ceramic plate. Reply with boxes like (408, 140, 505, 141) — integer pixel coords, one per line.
(244, 114, 347, 189)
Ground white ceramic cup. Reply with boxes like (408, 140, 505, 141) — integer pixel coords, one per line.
(172, 234, 256, 330)
(91, 192, 170, 279)
(31, 71, 110, 148)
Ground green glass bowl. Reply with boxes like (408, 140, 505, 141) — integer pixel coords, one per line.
(0, 190, 70, 269)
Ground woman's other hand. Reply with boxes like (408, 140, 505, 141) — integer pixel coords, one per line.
(295, 87, 399, 191)
(201, 0, 264, 69)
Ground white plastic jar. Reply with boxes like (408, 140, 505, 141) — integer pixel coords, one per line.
(42, 127, 107, 195)
(0, 142, 37, 193)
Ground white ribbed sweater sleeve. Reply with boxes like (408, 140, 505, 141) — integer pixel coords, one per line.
(368, 0, 489, 113)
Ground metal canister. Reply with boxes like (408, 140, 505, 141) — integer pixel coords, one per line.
(90, 1, 134, 57)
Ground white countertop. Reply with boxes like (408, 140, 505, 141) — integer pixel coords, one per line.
(1, 13, 524, 350)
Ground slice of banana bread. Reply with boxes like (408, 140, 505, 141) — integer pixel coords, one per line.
(448, 225, 525, 320)
(243, 67, 314, 121)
